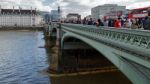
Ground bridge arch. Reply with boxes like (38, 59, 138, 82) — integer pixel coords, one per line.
(61, 32, 149, 84)
(50, 28, 57, 37)
(62, 33, 122, 68)
(62, 33, 114, 69)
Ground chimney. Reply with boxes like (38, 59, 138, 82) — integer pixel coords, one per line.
(19, 6, 22, 15)
(34, 8, 37, 15)
(35, 8, 37, 12)
(13, 6, 14, 12)
(19, 6, 20, 12)
(58, 6, 60, 13)
(0, 5, 1, 14)
(31, 7, 32, 13)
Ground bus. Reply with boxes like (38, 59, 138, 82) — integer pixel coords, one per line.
(128, 7, 150, 19)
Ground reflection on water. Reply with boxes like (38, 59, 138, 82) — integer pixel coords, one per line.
(0, 30, 50, 84)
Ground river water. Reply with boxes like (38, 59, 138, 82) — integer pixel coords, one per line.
(0, 30, 131, 84)
(0, 30, 50, 84)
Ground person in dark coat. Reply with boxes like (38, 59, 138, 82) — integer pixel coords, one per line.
(96, 19, 104, 26)
(143, 11, 150, 30)
(88, 18, 93, 25)
(82, 18, 86, 24)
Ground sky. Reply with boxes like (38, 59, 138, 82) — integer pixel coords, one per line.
(0, 0, 150, 17)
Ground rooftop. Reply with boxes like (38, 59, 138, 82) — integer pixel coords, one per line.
(0, 9, 38, 15)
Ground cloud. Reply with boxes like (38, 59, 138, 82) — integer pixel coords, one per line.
(54, 0, 150, 17)
(127, 1, 150, 9)
(50, 0, 133, 17)
(0, 0, 150, 18)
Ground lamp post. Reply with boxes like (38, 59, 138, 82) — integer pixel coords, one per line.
(58, 6, 60, 16)
(56, 5, 62, 73)
(56, 5, 61, 46)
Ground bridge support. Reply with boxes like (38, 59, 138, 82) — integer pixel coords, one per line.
(47, 23, 63, 73)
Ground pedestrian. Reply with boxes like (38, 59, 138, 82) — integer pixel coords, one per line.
(82, 18, 86, 24)
(128, 19, 132, 28)
(131, 19, 139, 29)
(88, 18, 93, 25)
(124, 19, 132, 28)
(143, 11, 150, 30)
(96, 19, 103, 26)
(103, 19, 108, 26)
(124, 20, 129, 28)
(114, 18, 121, 28)
(121, 19, 124, 27)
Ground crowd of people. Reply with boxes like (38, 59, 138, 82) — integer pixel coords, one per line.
(64, 12, 150, 30)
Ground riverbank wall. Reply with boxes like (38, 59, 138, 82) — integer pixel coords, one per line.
(0, 26, 44, 31)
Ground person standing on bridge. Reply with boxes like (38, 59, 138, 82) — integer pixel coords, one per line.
(124, 19, 132, 28)
(143, 11, 150, 30)
(114, 18, 121, 28)
(88, 18, 93, 25)
(96, 19, 103, 26)
(131, 19, 140, 29)
(82, 18, 87, 24)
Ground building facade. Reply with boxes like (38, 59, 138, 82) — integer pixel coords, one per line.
(41, 12, 50, 23)
(85, 15, 92, 20)
(91, 4, 126, 19)
(0, 8, 43, 27)
(66, 13, 81, 21)
(50, 10, 62, 22)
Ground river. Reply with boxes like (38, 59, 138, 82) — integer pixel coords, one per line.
(0, 30, 131, 84)
(0, 30, 50, 84)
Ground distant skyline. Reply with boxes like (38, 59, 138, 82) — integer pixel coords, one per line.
(0, 0, 150, 17)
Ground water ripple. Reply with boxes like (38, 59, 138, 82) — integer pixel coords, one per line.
(0, 31, 50, 84)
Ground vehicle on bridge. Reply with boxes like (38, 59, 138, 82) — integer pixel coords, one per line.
(128, 6, 150, 19)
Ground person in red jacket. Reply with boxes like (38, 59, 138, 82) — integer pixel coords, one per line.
(114, 18, 121, 28)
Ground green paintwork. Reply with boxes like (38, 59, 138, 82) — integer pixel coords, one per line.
(48, 23, 150, 84)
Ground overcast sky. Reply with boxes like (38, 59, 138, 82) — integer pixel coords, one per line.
(0, 0, 150, 17)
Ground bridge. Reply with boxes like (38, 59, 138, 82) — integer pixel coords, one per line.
(44, 23, 150, 84)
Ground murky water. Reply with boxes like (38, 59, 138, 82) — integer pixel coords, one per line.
(0, 30, 50, 84)
(50, 71, 132, 84)
(0, 30, 132, 84)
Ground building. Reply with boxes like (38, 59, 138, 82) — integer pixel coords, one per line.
(40, 11, 50, 23)
(0, 7, 43, 27)
(66, 13, 81, 21)
(50, 10, 62, 21)
(91, 4, 126, 19)
(85, 15, 92, 20)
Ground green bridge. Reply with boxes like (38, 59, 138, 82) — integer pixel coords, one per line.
(44, 23, 150, 84)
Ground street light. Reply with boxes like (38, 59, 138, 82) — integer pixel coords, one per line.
(57, 0, 60, 21)
(57, 5, 62, 73)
